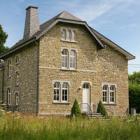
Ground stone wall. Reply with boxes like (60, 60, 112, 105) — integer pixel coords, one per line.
(38, 23, 129, 116)
(2, 43, 38, 113)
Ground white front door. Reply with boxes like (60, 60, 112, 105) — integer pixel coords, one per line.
(82, 83, 90, 113)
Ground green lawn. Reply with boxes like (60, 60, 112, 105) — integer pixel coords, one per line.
(0, 113, 140, 140)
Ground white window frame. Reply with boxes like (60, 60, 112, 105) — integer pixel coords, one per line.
(61, 82, 69, 103)
(53, 81, 70, 103)
(61, 28, 76, 42)
(61, 48, 77, 70)
(109, 85, 116, 104)
(61, 49, 69, 69)
(69, 49, 77, 70)
(102, 85, 108, 104)
(15, 92, 19, 106)
(53, 82, 61, 102)
(7, 88, 11, 105)
(102, 83, 116, 104)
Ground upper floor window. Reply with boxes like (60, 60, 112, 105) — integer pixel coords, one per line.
(70, 50, 76, 69)
(7, 88, 11, 105)
(8, 59, 12, 77)
(61, 28, 76, 42)
(61, 49, 69, 69)
(15, 71, 20, 86)
(53, 81, 69, 103)
(15, 56, 20, 65)
(61, 49, 77, 70)
(102, 84, 116, 104)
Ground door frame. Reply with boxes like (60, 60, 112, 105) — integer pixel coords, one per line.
(81, 81, 92, 112)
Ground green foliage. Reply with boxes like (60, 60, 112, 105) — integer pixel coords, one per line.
(97, 101, 108, 117)
(0, 115, 140, 140)
(129, 83, 140, 113)
(71, 99, 81, 117)
(129, 72, 140, 84)
(0, 24, 9, 55)
(129, 72, 140, 113)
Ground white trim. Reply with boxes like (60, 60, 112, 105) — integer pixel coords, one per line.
(39, 66, 96, 73)
(101, 83, 117, 104)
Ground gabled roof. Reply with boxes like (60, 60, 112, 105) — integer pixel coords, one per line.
(0, 11, 135, 60)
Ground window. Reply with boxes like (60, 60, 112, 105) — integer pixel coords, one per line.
(53, 81, 69, 103)
(102, 84, 116, 104)
(109, 85, 116, 103)
(15, 93, 19, 106)
(61, 28, 76, 42)
(70, 50, 76, 69)
(61, 29, 67, 40)
(61, 49, 77, 70)
(102, 85, 108, 103)
(15, 56, 20, 64)
(8, 60, 12, 77)
(62, 82, 69, 102)
(15, 71, 20, 86)
(61, 49, 69, 69)
(7, 88, 11, 105)
(54, 82, 60, 102)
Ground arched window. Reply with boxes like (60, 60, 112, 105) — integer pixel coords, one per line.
(15, 56, 20, 64)
(109, 85, 116, 103)
(102, 85, 108, 103)
(54, 82, 61, 102)
(70, 50, 76, 69)
(61, 29, 67, 41)
(61, 49, 69, 69)
(71, 30, 75, 42)
(7, 88, 11, 105)
(15, 93, 19, 106)
(62, 82, 69, 102)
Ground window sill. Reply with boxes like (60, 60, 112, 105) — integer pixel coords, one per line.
(103, 103, 117, 106)
(61, 68, 77, 72)
(61, 39, 77, 43)
(52, 101, 70, 105)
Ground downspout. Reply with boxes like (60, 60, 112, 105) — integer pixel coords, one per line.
(35, 40, 39, 116)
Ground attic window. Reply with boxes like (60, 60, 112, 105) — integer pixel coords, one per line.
(61, 28, 76, 42)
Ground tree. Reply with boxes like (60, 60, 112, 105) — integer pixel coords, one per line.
(71, 99, 81, 117)
(97, 101, 108, 117)
(129, 72, 140, 113)
(0, 24, 9, 55)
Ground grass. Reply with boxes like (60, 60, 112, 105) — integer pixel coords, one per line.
(0, 112, 140, 140)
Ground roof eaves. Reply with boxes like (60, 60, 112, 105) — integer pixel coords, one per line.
(90, 27, 135, 60)
(0, 37, 36, 59)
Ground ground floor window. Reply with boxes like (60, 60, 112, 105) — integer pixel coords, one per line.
(102, 83, 116, 104)
(15, 92, 19, 106)
(53, 81, 69, 103)
(7, 88, 11, 105)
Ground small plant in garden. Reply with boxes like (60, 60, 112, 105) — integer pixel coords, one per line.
(71, 99, 81, 117)
(97, 101, 108, 117)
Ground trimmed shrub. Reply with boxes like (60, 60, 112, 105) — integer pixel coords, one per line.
(71, 99, 81, 117)
(97, 101, 108, 117)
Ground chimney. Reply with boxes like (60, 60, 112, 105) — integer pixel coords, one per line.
(23, 6, 40, 39)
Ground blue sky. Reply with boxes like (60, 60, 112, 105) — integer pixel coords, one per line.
(0, 0, 140, 73)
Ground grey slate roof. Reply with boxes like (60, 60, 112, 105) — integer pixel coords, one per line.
(0, 11, 135, 60)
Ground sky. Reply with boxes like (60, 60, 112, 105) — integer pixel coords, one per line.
(0, 0, 140, 73)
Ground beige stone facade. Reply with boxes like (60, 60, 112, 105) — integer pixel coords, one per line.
(0, 7, 134, 116)
(38, 23, 129, 116)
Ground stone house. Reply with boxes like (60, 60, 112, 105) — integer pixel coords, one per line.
(0, 6, 135, 116)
